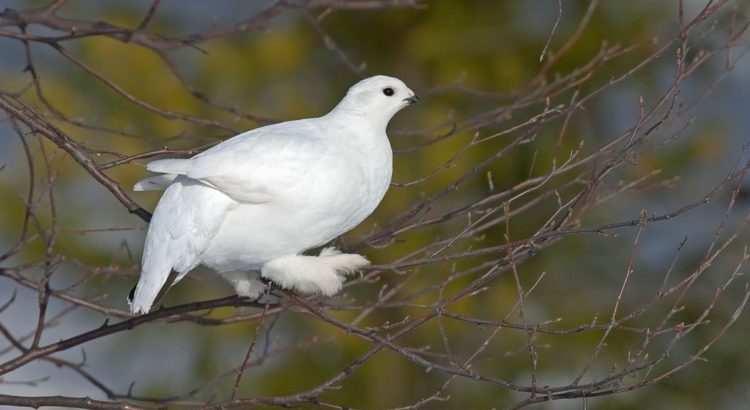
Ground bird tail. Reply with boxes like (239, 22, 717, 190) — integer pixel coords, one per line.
(128, 268, 179, 314)
(128, 225, 177, 314)
(128, 178, 231, 314)
(128, 285, 156, 314)
(128, 257, 175, 314)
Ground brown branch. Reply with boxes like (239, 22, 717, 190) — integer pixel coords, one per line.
(0, 293, 266, 376)
(0, 93, 152, 222)
(0, 393, 153, 410)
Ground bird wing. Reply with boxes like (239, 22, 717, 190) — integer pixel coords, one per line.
(129, 176, 234, 314)
(144, 119, 332, 204)
(133, 173, 179, 191)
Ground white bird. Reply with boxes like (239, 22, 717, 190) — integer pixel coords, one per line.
(128, 75, 418, 314)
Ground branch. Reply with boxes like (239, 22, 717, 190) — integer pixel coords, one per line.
(0, 93, 152, 222)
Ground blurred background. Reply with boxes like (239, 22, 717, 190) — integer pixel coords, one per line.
(1, 0, 749, 408)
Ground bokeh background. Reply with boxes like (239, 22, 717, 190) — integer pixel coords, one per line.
(1, 0, 749, 408)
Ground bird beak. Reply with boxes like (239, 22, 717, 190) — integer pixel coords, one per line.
(404, 95, 420, 105)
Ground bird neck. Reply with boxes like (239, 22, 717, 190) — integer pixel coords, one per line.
(324, 102, 391, 135)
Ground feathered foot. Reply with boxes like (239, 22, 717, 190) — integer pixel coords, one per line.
(218, 271, 266, 299)
(260, 247, 369, 296)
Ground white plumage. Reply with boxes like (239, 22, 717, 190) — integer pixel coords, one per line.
(129, 75, 418, 314)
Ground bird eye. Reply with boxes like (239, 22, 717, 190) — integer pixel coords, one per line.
(383, 87, 395, 96)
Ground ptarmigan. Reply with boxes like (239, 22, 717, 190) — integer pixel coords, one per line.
(129, 75, 418, 314)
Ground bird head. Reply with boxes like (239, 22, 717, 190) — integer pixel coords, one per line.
(332, 75, 419, 125)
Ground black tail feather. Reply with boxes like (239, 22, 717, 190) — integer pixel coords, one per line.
(128, 269, 179, 310)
